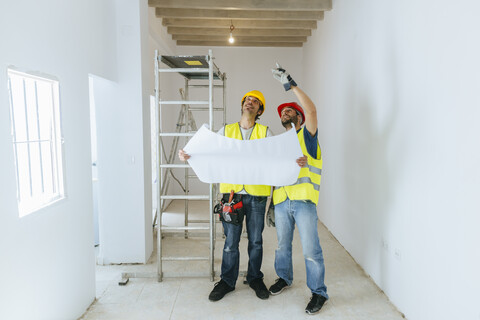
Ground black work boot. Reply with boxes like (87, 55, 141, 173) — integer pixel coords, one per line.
(269, 278, 290, 295)
(249, 278, 270, 300)
(305, 293, 327, 314)
(208, 279, 235, 301)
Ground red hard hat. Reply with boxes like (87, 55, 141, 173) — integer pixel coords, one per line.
(277, 102, 305, 126)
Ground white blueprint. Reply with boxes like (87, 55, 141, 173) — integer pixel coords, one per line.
(183, 124, 303, 186)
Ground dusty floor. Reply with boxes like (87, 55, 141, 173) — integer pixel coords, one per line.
(80, 201, 405, 320)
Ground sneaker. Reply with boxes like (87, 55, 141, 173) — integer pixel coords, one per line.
(269, 278, 290, 295)
(305, 293, 327, 315)
(249, 278, 270, 300)
(208, 279, 235, 301)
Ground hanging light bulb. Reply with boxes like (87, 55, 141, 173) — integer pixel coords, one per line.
(229, 21, 235, 44)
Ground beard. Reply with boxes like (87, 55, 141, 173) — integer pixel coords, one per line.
(242, 104, 258, 116)
(282, 114, 299, 128)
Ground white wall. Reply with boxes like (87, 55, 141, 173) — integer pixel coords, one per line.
(93, 0, 154, 265)
(304, 1, 480, 319)
(0, 0, 116, 319)
(147, 7, 179, 212)
(176, 46, 303, 134)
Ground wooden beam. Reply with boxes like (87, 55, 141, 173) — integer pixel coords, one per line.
(168, 27, 311, 36)
(162, 18, 317, 29)
(155, 8, 324, 20)
(172, 34, 307, 43)
(149, 0, 332, 11)
(176, 40, 303, 47)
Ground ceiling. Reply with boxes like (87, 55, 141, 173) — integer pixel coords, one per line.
(148, 0, 332, 47)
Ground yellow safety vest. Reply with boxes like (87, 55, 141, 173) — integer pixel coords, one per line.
(219, 123, 271, 196)
(273, 127, 322, 205)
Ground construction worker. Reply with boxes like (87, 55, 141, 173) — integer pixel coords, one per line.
(267, 64, 329, 315)
(178, 90, 273, 301)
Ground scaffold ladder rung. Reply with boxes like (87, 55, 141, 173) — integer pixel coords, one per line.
(160, 195, 209, 200)
(161, 226, 210, 231)
(142, 49, 227, 284)
(160, 164, 190, 169)
(162, 256, 209, 261)
(159, 133, 195, 137)
(159, 100, 208, 105)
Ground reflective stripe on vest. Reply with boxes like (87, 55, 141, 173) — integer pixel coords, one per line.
(273, 127, 322, 205)
(219, 123, 271, 196)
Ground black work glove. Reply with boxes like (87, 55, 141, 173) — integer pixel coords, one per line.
(266, 201, 275, 227)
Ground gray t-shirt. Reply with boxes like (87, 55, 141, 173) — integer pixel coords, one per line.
(217, 124, 273, 139)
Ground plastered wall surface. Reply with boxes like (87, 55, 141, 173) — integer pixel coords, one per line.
(302, 1, 480, 319)
(0, 0, 116, 319)
(94, 0, 153, 265)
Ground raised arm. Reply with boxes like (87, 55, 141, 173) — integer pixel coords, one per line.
(272, 63, 318, 136)
(291, 86, 317, 136)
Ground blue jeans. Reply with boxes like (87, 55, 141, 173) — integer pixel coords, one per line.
(220, 194, 267, 287)
(274, 199, 328, 298)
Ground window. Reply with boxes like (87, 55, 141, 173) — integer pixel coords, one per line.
(7, 68, 65, 217)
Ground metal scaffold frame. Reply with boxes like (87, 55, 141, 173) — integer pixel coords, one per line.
(119, 49, 226, 285)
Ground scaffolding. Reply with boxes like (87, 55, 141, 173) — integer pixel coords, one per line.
(119, 49, 226, 285)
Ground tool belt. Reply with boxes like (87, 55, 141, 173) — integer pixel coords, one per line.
(214, 190, 244, 226)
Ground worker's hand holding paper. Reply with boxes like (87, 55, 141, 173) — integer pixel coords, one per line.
(183, 124, 303, 186)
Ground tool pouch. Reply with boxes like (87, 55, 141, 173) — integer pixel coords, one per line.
(214, 192, 244, 226)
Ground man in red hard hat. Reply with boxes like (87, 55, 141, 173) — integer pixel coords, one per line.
(179, 90, 273, 301)
(268, 63, 329, 315)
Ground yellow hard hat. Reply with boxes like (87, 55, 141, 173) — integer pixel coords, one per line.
(241, 90, 266, 115)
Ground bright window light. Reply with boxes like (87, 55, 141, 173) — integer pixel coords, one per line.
(7, 68, 65, 217)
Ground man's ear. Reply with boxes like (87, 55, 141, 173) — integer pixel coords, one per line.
(295, 117, 301, 127)
(258, 105, 264, 115)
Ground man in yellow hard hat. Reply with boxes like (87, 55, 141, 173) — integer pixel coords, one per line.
(179, 90, 273, 301)
(267, 63, 329, 315)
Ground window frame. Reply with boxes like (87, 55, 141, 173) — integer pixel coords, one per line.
(7, 67, 66, 217)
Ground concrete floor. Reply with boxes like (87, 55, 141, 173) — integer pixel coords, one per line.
(80, 201, 405, 320)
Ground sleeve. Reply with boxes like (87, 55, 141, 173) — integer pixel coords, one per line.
(266, 127, 274, 137)
(303, 128, 320, 159)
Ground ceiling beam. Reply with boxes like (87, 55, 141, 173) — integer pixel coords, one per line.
(149, 0, 332, 11)
(176, 40, 303, 47)
(162, 18, 317, 29)
(149, 0, 331, 48)
(172, 34, 307, 43)
(168, 27, 311, 36)
(156, 8, 324, 20)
